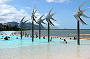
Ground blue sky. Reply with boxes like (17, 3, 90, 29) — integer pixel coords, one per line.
(0, 0, 90, 29)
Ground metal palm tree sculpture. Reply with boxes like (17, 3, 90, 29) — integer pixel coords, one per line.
(37, 15, 46, 39)
(73, 0, 90, 45)
(31, 9, 37, 42)
(19, 16, 28, 39)
(45, 8, 56, 42)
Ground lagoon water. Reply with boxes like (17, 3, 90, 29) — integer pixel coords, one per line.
(0, 36, 90, 59)
(0, 30, 90, 59)
(0, 35, 75, 48)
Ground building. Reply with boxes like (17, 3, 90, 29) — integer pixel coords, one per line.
(0, 23, 3, 27)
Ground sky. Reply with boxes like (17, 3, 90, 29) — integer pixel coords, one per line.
(0, 0, 90, 29)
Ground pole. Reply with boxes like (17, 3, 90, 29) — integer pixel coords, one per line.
(21, 28, 22, 39)
(77, 21, 80, 45)
(39, 23, 41, 39)
(32, 17, 34, 42)
(48, 22, 50, 42)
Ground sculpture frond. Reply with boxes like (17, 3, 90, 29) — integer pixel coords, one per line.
(73, 0, 90, 25)
(31, 9, 37, 22)
(79, 0, 87, 9)
(49, 20, 54, 26)
(82, 7, 90, 12)
(42, 21, 46, 24)
(81, 14, 90, 18)
(51, 18, 56, 21)
(51, 12, 55, 16)
(74, 16, 87, 25)
(23, 20, 28, 23)
(37, 15, 45, 24)
(79, 17, 87, 25)
(21, 16, 25, 22)
(48, 8, 53, 15)
(45, 8, 56, 26)
(19, 16, 28, 29)
(40, 15, 44, 19)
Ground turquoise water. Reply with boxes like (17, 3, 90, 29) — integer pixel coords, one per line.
(0, 35, 76, 48)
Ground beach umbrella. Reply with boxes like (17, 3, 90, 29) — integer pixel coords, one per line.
(45, 8, 56, 42)
(19, 16, 28, 39)
(31, 9, 37, 42)
(73, 0, 90, 45)
(36, 15, 46, 39)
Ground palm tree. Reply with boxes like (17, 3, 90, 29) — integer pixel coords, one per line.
(19, 16, 28, 39)
(45, 8, 56, 42)
(37, 15, 45, 39)
(31, 9, 37, 42)
(73, 0, 90, 45)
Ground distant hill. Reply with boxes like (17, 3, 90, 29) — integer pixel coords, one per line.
(2, 22, 45, 30)
(20, 22, 45, 30)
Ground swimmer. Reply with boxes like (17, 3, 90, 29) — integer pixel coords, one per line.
(4, 36, 8, 40)
(64, 39, 67, 44)
(16, 37, 18, 39)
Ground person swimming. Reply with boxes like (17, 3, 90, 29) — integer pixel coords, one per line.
(4, 36, 8, 40)
(16, 37, 18, 39)
(64, 39, 67, 44)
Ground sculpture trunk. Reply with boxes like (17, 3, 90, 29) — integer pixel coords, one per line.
(77, 21, 80, 45)
(48, 22, 50, 42)
(39, 23, 41, 39)
(32, 17, 34, 42)
(21, 28, 22, 39)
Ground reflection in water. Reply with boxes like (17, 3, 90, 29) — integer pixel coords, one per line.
(47, 43, 50, 59)
(77, 46, 80, 59)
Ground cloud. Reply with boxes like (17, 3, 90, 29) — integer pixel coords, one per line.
(0, 3, 30, 23)
(46, 0, 69, 3)
(0, 0, 11, 3)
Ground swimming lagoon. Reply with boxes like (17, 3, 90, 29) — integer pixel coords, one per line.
(0, 31, 90, 59)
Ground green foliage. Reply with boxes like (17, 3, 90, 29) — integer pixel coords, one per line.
(0, 25, 20, 31)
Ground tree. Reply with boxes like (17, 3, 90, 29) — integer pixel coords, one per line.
(19, 16, 28, 39)
(73, 0, 90, 45)
(45, 8, 56, 42)
(36, 15, 45, 39)
(31, 9, 37, 42)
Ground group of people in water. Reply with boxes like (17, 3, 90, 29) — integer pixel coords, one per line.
(1, 32, 68, 44)
(2, 36, 68, 44)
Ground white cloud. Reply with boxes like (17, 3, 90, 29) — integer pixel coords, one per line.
(0, 2, 44, 24)
(46, 0, 69, 3)
(0, 3, 30, 23)
(0, 0, 11, 3)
